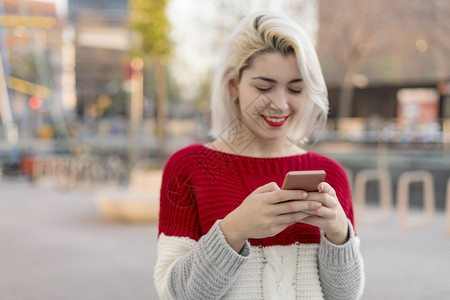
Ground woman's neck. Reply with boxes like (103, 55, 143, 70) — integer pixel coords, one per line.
(207, 136, 306, 158)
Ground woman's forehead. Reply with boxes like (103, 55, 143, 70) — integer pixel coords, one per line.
(243, 52, 302, 81)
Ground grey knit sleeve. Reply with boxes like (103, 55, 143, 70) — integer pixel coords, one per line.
(318, 219, 365, 300)
(168, 220, 251, 300)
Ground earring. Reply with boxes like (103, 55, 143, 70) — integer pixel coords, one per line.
(233, 97, 239, 104)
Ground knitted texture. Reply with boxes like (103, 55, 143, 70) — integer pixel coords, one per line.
(158, 144, 354, 244)
(319, 226, 365, 300)
(155, 221, 251, 300)
(155, 221, 364, 299)
(155, 144, 365, 299)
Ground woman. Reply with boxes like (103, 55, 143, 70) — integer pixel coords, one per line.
(154, 11, 365, 300)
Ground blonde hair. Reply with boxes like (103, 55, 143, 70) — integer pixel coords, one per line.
(209, 11, 328, 143)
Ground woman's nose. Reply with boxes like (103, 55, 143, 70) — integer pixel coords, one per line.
(268, 91, 289, 112)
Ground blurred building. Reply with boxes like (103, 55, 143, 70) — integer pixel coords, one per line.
(67, 0, 130, 119)
(1, 0, 70, 140)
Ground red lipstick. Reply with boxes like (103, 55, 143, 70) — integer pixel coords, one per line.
(262, 116, 288, 127)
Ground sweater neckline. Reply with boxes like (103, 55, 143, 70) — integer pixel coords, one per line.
(196, 143, 311, 160)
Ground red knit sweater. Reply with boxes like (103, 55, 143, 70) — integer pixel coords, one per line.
(159, 144, 354, 246)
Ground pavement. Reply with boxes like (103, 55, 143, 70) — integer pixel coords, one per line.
(1, 178, 450, 300)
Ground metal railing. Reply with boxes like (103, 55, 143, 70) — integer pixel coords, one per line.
(353, 168, 450, 236)
(354, 169, 393, 225)
(30, 155, 129, 189)
(396, 171, 435, 230)
(446, 178, 450, 236)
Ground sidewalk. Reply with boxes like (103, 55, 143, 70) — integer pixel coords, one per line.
(0, 179, 159, 300)
(357, 210, 450, 299)
(1, 179, 449, 299)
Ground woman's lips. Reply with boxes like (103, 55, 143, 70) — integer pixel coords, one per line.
(262, 115, 289, 127)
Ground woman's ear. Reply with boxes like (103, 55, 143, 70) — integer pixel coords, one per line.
(228, 78, 239, 99)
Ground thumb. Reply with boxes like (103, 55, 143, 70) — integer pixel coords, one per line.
(251, 182, 280, 195)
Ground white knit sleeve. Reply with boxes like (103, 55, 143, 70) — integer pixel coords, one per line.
(318, 219, 365, 300)
(153, 220, 251, 300)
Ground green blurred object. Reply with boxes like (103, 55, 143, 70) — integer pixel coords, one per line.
(129, 0, 172, 157)
(129, 0, 172, 57)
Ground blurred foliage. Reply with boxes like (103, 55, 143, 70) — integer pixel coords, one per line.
(129, 0, 172, 58)
(129, 0, 174, 142)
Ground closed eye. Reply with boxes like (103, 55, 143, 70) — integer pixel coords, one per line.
(289, 89, 302, 94)
(256, 87, 271, 93)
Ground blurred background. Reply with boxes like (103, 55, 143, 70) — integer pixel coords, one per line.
(1, 0, 449, 299)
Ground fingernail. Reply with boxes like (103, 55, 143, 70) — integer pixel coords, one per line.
(302, 192, 308, 198)
(314, 202, 321, 208)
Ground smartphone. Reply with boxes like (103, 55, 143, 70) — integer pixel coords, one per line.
(282, 170, 326, 192)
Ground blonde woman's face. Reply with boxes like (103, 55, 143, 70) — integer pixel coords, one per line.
(231, 52, 306, 141)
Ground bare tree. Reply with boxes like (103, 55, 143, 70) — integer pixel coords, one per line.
(317, 0, 450, 118)
(428, 0, 450, 80)
(209, 0, 315, 62)
(317, 0, 415, 118)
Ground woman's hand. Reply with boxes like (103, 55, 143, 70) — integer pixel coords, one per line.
(220, 182, 323, 253)
(300, 182, 349, 245)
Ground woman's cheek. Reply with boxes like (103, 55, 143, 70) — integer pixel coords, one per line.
(290, 95, 306, 113)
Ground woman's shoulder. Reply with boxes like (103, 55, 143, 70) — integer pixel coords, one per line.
(169, 143, 207, 158)
(164, 144, 210, 170)
(307, 151, 340, 164)
(306, 151, 347, 174)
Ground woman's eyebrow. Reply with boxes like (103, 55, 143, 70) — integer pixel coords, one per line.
(252, 76, 276, 83)
(251, 76, 303, 84)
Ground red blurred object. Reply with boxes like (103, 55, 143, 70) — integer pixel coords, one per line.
(29, 96, 42, 110)
(21, 154, 35, 177)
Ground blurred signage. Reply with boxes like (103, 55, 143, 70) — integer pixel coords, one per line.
(397, 88, 439, 127)
(9, 76, 51, 98)
(0, 16, 55, 28)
